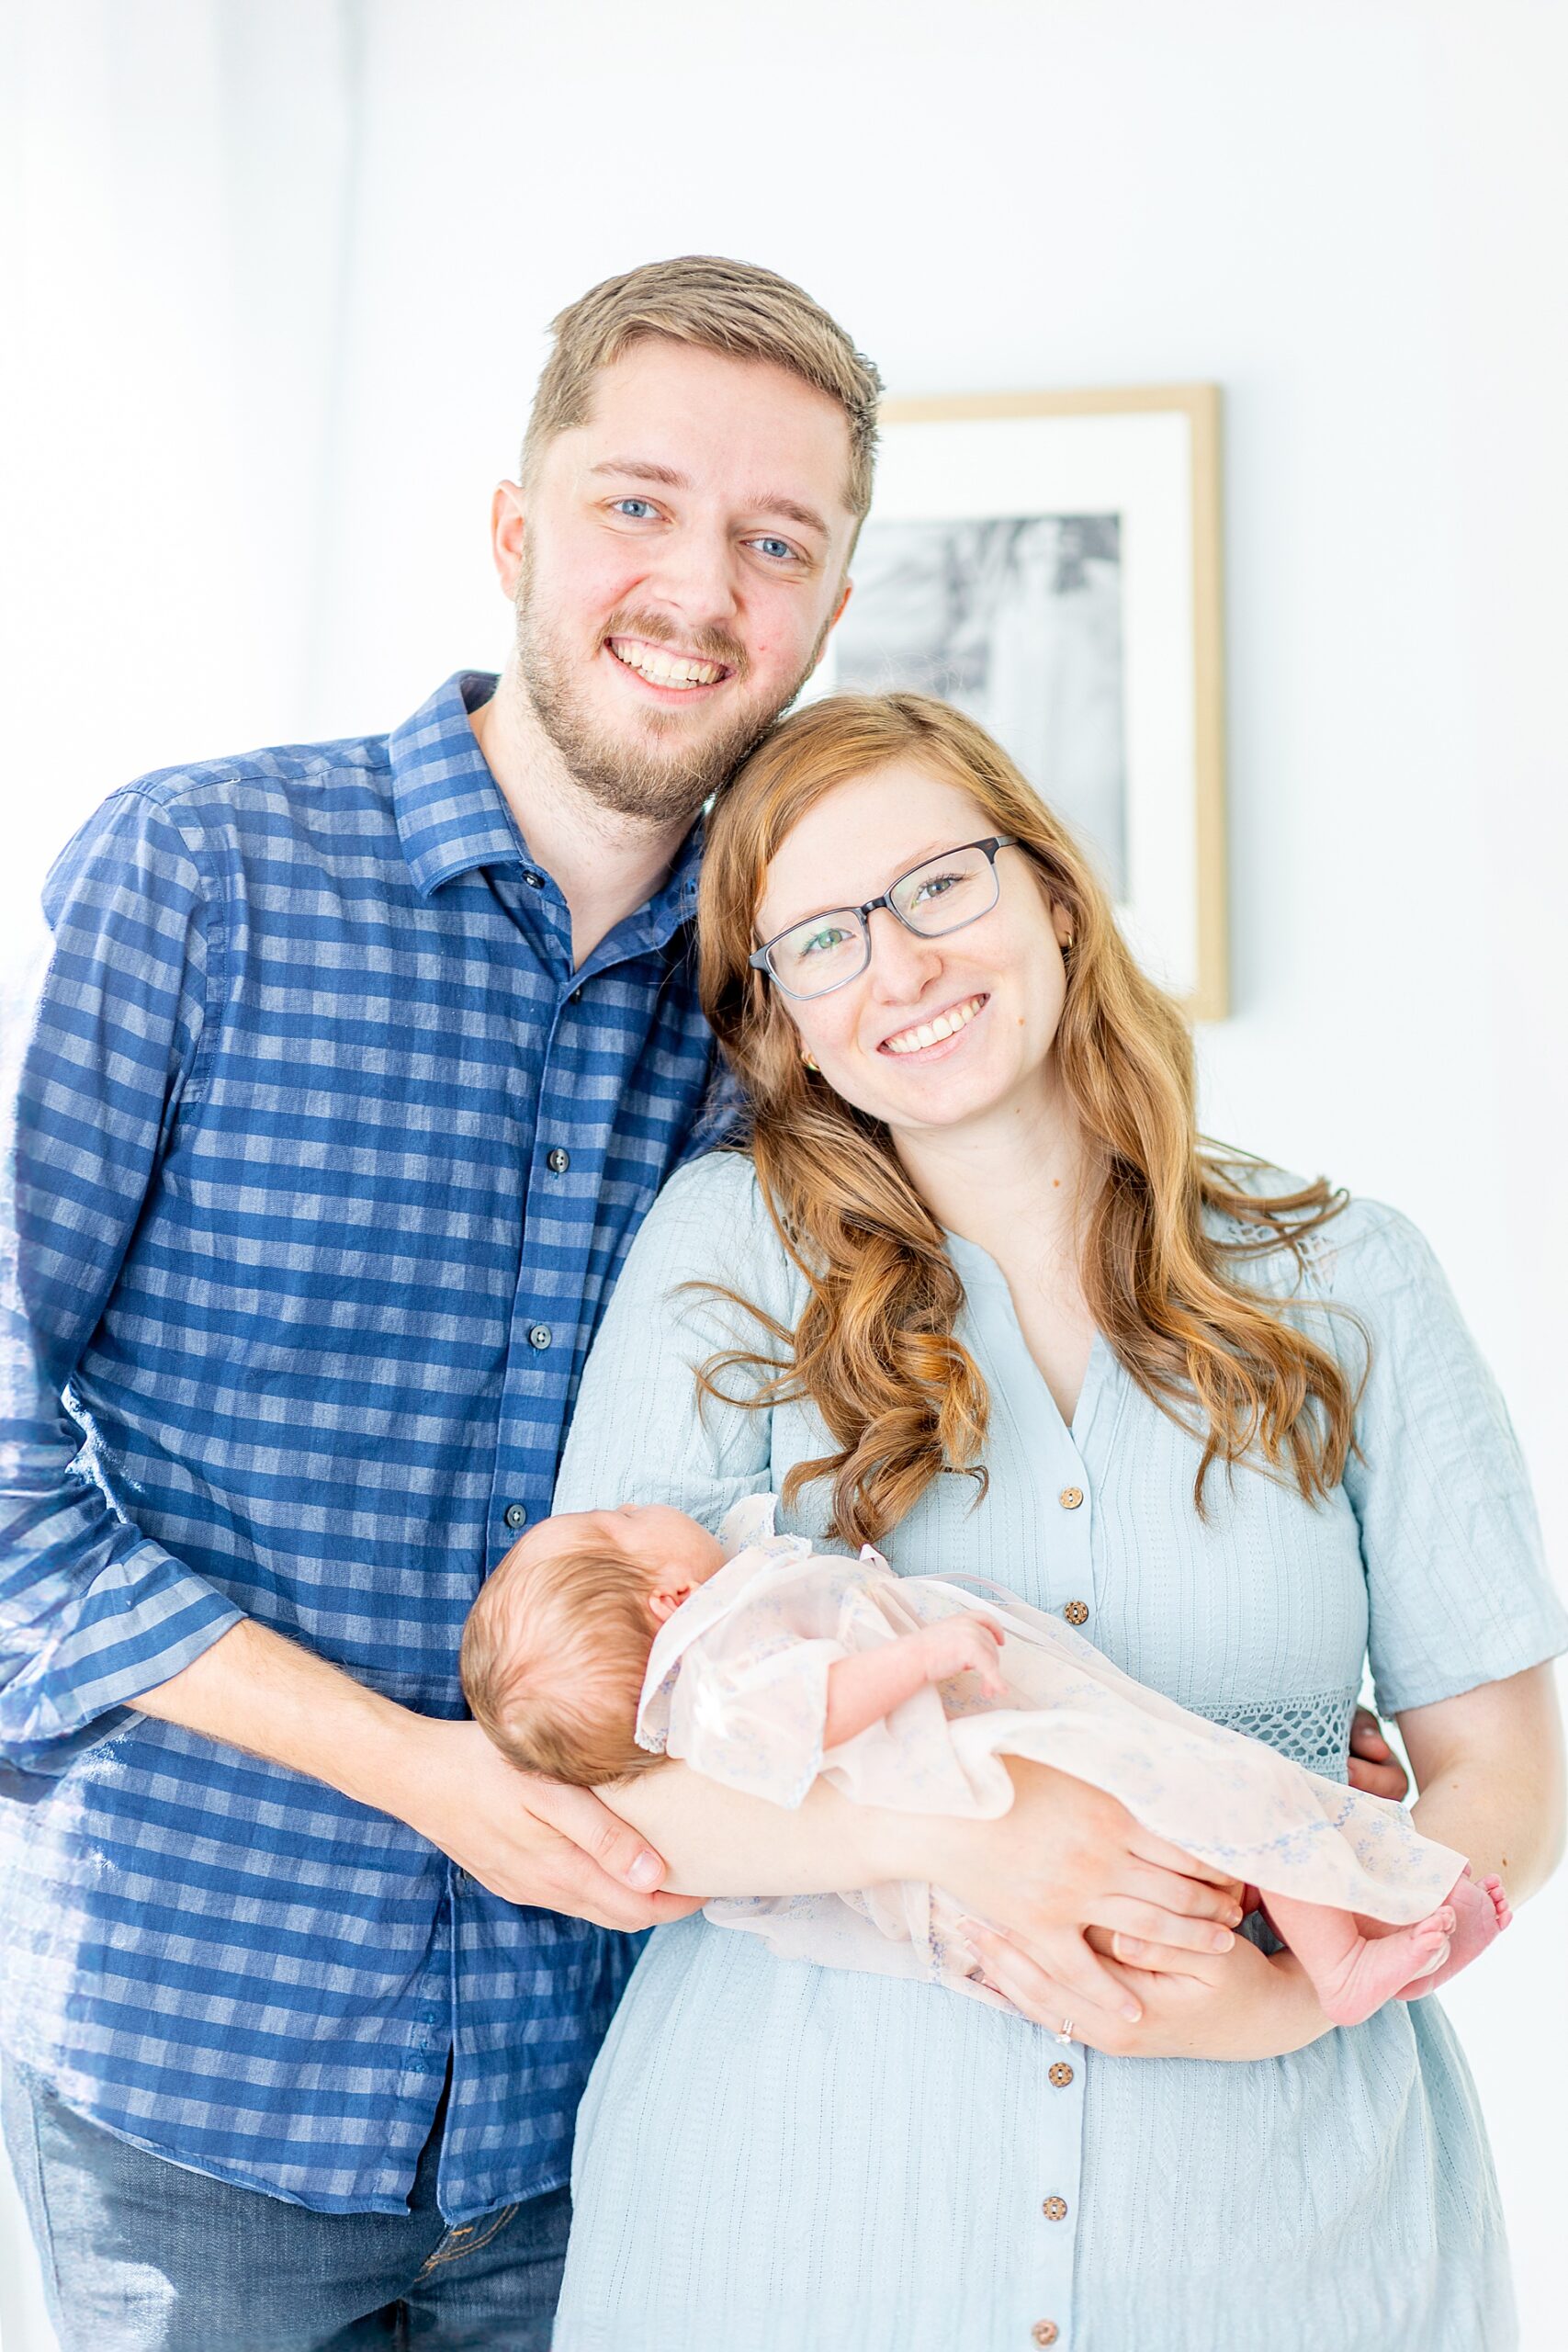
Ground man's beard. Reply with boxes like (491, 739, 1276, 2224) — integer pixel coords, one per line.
(513, 554, 820, 825)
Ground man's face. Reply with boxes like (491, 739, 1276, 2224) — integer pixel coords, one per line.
(500, 337, 859, 822)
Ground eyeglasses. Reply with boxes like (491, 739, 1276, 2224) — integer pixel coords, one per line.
(750, 837, 1020, 1001)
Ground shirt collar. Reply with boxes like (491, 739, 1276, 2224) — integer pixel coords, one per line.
(626, 817, 704, 955)
(391, 673, 525, 897)
(390, 671, 704, 947)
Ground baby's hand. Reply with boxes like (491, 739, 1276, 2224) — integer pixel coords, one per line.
(919, 1612, 1006, 1698)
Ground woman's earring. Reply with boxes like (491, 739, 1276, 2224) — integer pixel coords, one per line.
(800, 1050, 819, 1073)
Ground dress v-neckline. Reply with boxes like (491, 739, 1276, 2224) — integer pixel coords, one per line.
(942, 1227, 1105, 1447)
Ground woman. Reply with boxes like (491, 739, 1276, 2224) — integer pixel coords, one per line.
(548, 694, 1565, 2349)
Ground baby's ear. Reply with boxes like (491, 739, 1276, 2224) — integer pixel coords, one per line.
(648, 1583, 691, 1624)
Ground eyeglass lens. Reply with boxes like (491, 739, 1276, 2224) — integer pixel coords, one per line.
(768, 842, 999, 998)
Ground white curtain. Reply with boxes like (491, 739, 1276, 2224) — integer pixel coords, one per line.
(1, 0, 361, 1022)
(1, 9, 364, 2342)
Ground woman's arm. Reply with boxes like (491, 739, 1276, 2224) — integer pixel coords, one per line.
(1399, 1661, 1565, 1901)
(959, 1664, 1568, 2052)
(613, 1755, 1247, 2024)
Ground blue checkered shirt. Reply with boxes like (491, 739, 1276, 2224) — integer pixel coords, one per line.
(0, 672, 716, 2219)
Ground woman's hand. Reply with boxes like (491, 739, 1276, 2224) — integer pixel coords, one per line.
(961, 1917, 1333, 2061)
(1347, 1706, 1410, 1801)
(905, 1759, 1247, 2025)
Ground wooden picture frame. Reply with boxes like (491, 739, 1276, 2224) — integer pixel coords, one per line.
(815, 386, 1228, 1019)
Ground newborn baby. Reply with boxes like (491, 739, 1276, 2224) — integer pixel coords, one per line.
(460, 1494, 1509, 2029)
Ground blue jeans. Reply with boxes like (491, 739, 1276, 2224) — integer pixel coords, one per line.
(1, 2057, 569, 2351)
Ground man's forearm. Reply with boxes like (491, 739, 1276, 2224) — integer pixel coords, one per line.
(143, 1631, 919, 1898)
(133, 1617, 436, 1822)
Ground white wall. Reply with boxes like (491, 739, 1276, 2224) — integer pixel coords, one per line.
(3, 2, 1565, 2345)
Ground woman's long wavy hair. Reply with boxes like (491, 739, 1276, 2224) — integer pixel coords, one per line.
(695, 692, 1359, 1549)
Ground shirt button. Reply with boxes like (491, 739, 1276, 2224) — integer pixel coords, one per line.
(1058, 1486, 1084, 1510)
(547, 1148, 570, 1174)
(1048, 2062, 1074, 2087)
(503, 1503, 527, 1531)
(527, 1324, 552, 1351)
(521, 869, 546, 890)
(1032, 2325, 1059, 2346)
(1063, 1600, 1089, 1626)
(1042, 2195, 1068, 2222)
(570, 987, 583, 1002)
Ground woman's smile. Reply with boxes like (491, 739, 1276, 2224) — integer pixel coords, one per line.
(877, 990, 991, 1058)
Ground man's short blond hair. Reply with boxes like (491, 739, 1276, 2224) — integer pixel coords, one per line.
(522, 254, 882, 519)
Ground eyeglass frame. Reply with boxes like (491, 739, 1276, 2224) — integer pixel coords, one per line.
(748, 835, 1021, 1001)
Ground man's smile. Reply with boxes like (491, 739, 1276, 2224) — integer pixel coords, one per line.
(605, 635, 735, 693)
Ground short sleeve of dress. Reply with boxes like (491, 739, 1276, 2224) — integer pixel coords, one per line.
(1332, 1203, 1568, 1714)
(553, 1150, 800, 1535)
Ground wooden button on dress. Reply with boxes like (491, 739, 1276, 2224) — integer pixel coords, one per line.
(1048, 2062, 1074, 2087)
(1032, 2324, 1060, 2346)
(1058, 1487, 1084, 1510)
(1063, 1600, 1089, 1626)
(1042, 2196, 1068, 2221)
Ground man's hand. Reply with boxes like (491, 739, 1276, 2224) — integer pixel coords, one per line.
(1347, 1706, 1410, 1801)
(395, 1722, 703, 1930)
(134, 1618, 701, 1933)
(906, 1759, 1247, 2024)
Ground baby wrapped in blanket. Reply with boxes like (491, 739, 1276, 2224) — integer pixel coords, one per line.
(460, 1492, 1508, 2027)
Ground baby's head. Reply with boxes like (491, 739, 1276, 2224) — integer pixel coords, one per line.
(460, 1503, 725, 1786)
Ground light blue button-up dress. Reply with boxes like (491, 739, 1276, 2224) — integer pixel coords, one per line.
(549, 1152, 1566, 2352)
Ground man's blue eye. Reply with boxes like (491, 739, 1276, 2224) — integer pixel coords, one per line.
(754, 537, 795, 560)
(613, 499, 657, 520)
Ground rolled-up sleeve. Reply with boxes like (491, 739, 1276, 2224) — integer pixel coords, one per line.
(1, 788, 243, 1768)
(1336, 1204, 1568, 1716)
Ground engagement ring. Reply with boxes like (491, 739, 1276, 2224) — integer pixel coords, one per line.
(1055, 2018, 1074, 2045)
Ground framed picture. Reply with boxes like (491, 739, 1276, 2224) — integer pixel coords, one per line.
(815, 387, 1227, 1019)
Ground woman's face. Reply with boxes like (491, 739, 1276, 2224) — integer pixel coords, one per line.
(752, 761, 1073, 1145)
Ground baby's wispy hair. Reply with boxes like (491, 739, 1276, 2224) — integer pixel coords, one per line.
(460, 1533, 664, 1787)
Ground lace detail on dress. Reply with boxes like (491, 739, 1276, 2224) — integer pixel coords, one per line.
(1280, 1225, 1339, 1288)
(1205, 1688, 1357, 1779)
(1205, 1688, 1360, 1953)
(1214, 1214, 1341, 1294)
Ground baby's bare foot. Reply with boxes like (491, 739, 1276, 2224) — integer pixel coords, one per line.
(1314, 1906, 1454, 2027)
(1398, 1870, 1510, 2001)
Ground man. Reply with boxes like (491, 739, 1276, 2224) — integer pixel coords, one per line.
(0, 255, 878, 2349)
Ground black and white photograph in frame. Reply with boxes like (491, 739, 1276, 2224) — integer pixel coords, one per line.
(815, 388, 1227, 1018)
